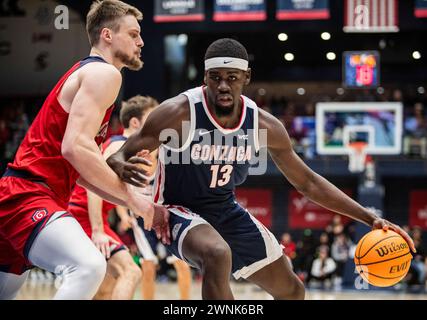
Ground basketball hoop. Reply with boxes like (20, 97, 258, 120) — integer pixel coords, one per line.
(348, 142, 368, 173)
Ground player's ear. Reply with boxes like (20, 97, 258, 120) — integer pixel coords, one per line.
(101, 28, 113, 44)
(129, 117, 139, 128)
(244, 68, 251, 85)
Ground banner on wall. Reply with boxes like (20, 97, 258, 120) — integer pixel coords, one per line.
(213, 0, 267, 22)
(276, 0, 330, 20)
(344, 0, 399, 33)
(409, 191, 427, 230)
(289, 190, 352, 229)
(235, 188, 273, 228)
(154, 0, 205, 22)
(415, 0, 427, 18)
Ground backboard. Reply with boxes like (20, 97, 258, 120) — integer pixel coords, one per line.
(316, 102, 403, 156)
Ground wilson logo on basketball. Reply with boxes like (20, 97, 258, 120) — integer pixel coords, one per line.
(32, 209, 48, 223)
(375, 242, 408, 257)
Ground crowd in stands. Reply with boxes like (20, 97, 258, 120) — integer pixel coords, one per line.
(249, 87, 427, 160)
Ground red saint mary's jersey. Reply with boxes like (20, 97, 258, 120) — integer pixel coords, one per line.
(7, 56, 115, 206)
(68, 136, 122, 221)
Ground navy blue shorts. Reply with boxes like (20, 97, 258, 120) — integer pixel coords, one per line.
(139, 203, 283, 280)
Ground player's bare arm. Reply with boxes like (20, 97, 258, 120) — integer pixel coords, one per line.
(87, 140, 124, 258)
(61, 62, 157, 230)
(259, 108, 416, 252)
(107, 94, 190, 187)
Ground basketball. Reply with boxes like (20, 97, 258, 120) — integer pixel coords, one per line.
(354, 229, 413, 287)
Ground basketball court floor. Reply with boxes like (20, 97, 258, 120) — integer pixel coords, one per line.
(16, 278, 427, 300)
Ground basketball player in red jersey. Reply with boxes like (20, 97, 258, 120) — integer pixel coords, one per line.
(0, 0, 168, 300)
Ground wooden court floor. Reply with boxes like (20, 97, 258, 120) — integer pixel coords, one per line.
(16, 279, 427, 300)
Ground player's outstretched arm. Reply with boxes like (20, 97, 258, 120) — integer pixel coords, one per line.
(107, 95, 189, 187)
(259, 109, 416, 252)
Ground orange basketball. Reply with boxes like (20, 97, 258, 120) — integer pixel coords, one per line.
(354, 229, 412, 287)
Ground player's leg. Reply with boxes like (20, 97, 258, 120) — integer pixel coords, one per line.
(167, 256, 191, 300)
(28, 213, 107, 300)
(0, 236, 30, 300)
(131, 218, 159, 300)
(220, 205, 305, 300)
(104, 249, 141, 300)
(140, 206, 234, 299)
(140, 259, 157, 300)
(0, 271, 30, 300)
(181, 223, 233, 299)
(93, 272, 115, 300)
(246, 256, 305, 299)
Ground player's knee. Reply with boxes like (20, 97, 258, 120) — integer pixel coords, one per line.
(125, 262, 141, 283)
(274, 276, 305, 300)
(78, 254, 107, 286)
(202, 242, 232, 267)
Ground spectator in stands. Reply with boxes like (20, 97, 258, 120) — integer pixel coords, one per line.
(331, 233, 353, 289)
(293, 229, 316, 282)
(326, 214, 345, 242)
(404, 103, 427, 158)
(309, 246, 336, 289)
(281, 232, 297, 262)
(390, 88, 404, 103)
(404, 227, 426, 291)
(319, 232, 331, 248)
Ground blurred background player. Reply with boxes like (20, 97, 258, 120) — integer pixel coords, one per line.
(115, 95, 191, 300)
(0, 0, 168, 300)
(132, 212, 192, 300)
(65, 99, 154, 300)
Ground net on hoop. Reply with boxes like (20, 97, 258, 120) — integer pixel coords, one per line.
(348, 142, 368, 173)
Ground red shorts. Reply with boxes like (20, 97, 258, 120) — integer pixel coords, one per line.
(68, 204, 126, 258)
(0, 177, 73, 275)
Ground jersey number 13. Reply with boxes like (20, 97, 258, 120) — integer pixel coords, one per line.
(210, 164, 233, 188)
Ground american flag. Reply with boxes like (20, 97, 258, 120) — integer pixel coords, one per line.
(344, 0, 399, 33)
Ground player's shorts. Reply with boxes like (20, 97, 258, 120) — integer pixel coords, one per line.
(0, 174, 73, 275)
(68, 203, 126, 259)
(140, 203, 283, 280)
(133, 214, 189, 265)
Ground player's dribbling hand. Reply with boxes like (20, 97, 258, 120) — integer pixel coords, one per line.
(372, 218, 416, 253)
(92, 230, 120, 259)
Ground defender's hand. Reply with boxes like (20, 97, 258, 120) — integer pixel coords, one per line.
(126, 185, 155, 231)
(152, 204, 171, 245)
(372, 218, 416, 253)
(92, 230, 119, 259)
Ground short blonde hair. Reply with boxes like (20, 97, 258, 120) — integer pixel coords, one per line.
(120, 95, 159, 128)
(86, 0, 143, 46)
